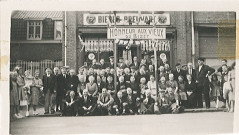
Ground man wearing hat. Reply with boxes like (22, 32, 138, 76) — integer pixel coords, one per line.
(195, 57, 215, 109)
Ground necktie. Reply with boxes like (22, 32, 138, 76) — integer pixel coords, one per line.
(84, 96, 87, 102)
(103, 96, 106, 103)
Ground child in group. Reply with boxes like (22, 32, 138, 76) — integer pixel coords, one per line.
(24, 70, 34, 116)
(209, 74, 220, 109)
(10, 72, 22, 119)
(29, 70, 43, 115)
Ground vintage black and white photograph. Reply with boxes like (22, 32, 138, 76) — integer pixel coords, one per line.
(3, 8, 237, 134)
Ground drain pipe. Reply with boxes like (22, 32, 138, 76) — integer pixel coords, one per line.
(191, 11, 196, 68)
(64, 11, 67, 66)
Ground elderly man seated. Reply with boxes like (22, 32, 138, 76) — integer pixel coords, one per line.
(97, 88, 114, 115)
(78, 89, 97, 116)
(140, 90, 155, 114)
(122, 88, 140, 115)
(112, 91, 125, 115)
(62, 91, 78, 116)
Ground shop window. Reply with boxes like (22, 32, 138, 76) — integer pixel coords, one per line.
(27, 21, 42, 40)
(84, 37, 114, 66)
(54, 21, 63, 40)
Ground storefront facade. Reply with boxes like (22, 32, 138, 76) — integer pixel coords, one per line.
(63, 11, 236, 70)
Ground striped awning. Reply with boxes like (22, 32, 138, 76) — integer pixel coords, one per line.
(11, 11, 63, 20)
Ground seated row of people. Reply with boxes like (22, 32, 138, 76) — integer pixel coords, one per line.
(62, 87, 184, 116)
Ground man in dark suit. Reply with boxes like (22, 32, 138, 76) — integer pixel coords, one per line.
(56, 67, 70, 112)
(172, 63, 186, 81)
(186, 62, 196, 82)
(42, 68, 57, 114)
(122, 88, 138, 115)
(130, 56, 140, 70)
(78, 89, 97, 116)
(112, 91, 125, 115)
(68, 69, 79, 94)
(195, 57, 215, 108)
(62, 91, 78, 116)
(96, 75, 107, 94)
(109, 56, 114, 69)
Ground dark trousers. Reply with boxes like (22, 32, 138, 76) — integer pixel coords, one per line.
(78, 104, 97, 116)
(62, 102, 78, 116)
(196, 83, 210, 108)
(56, 92, 65, 111)
(187, 93, 196, 108)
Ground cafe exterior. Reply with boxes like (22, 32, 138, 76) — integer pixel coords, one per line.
(62, 11, 236, 70)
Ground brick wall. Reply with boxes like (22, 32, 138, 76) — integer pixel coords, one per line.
(62, 11, 77, 70)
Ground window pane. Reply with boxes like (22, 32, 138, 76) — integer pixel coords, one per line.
(35, 21, 40, 26)
(55, 21, 62, 39)
(35, 26, 40, 35)
(29, 26, 34, 38)
(29, 22, 34, 26)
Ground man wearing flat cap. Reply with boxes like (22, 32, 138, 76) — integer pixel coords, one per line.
(195, 57, 215, 109)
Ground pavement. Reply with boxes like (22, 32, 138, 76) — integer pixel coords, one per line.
(10, 112, 234, 135)
(9, 101, 234, 134)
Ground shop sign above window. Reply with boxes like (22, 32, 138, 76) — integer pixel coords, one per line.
(83, 13, 170, 26)
(107, 27, 166, 39)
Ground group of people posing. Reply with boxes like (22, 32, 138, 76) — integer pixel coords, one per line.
(9, 55, 236, 119)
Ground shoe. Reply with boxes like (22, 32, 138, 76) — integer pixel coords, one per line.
(122, 112, 126, 115)
(26, 111, 30, 117)
(15, 114, 21, 119)
(33, 111, 38, 115)
(44, 112, 49, 115)
(51, 110, 55, 114)
(221, 105, 226, 108)
(17, 113, 23, 118)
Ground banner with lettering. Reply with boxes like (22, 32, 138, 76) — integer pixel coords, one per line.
(84, 13, 170, 26)
(107, 28, 166, 39)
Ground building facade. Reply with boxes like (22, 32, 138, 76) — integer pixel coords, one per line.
(10, 11, 64, 76)
(64, 11, 236, 71)
(10, 11, 236, 73)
